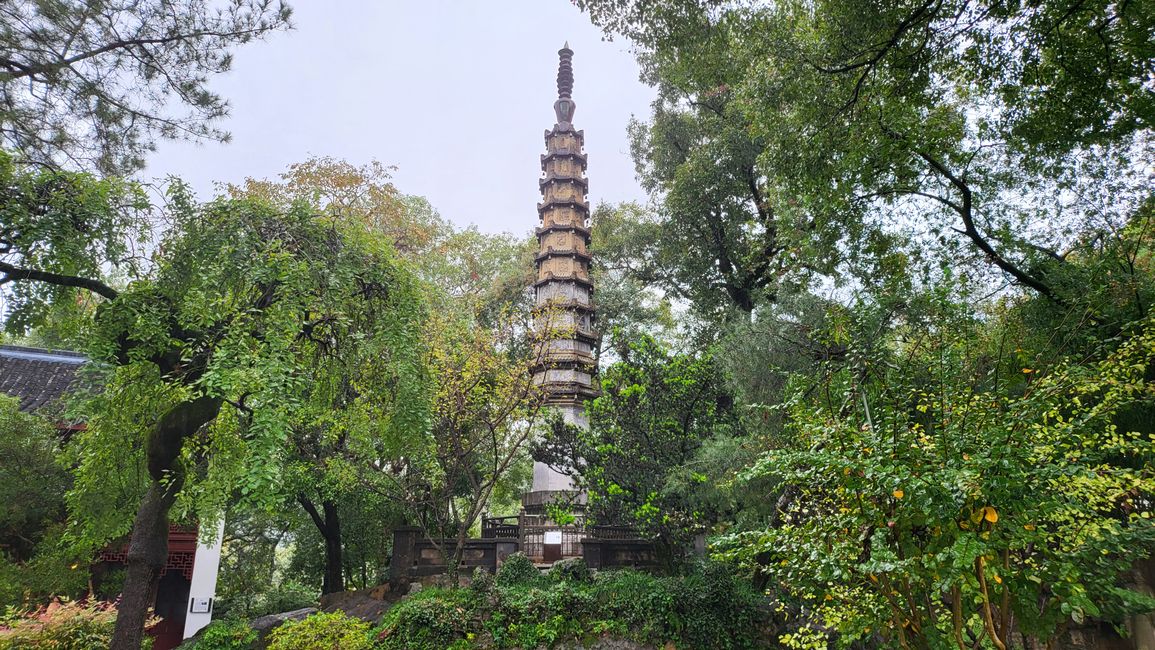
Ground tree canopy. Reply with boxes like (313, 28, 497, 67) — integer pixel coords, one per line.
(0, 0, 291, 174)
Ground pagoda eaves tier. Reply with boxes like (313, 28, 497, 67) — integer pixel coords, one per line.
(533, 44, 597, 406)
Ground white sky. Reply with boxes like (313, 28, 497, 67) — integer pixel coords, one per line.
(144, 0, 655, 236)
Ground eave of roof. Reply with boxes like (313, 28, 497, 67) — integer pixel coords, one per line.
(0, 345, 87, 413)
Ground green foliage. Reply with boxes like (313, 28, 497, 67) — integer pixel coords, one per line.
(0, 1, 291, 174)
(719, 296, 1155, 648)
(0, 600, 153, 650)
(218, 579, 317, 622)
(589, 202, 681, 352)
(581, 0, 1153, 314)
(376, 588, 477, 649)
(470, 567, 496, 596)
(0, 396, 68, 559)
(360, 307, 544, 581)
(183, 619, 256, 650)
(494, 552, 541, 589)
(0, 531, 89, 609)
(266, 611, 372, 650)
(539, 335, 743, 556)
(0, 396, 88, 608)
(548, 557, 592, 584)
(2, 156, 431, 642)
(377, 565, 768, 649)
(0, 151, 150, 337)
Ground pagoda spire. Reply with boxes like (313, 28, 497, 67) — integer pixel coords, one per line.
(554, 43, 575, 125)
(526, 44, 598, 509)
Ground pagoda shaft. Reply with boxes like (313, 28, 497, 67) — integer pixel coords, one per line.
(532, 45, 597, 411)
(527, 45, 597, 502)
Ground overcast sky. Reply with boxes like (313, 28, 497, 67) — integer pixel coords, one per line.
(144, 1, 655, 236)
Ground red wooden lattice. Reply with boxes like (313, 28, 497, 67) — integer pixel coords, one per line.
(97, 525, 199, 580)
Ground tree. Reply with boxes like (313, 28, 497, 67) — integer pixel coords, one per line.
(579, 0, 1154, 312)
(1, 156, 426, 648)
(588, 202, 681, 360)
(538, 334, 744, 561)
(0, 396, 88, 607)
(362, 309, 545, 580)
(721, 294, 1155, 649)
(227, 156, 541, 594)
(229, 157, 437, 595)
(0, 396, 70, 563)
(0, 0, 291, 174)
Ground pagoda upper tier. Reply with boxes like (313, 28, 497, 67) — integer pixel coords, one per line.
(532, 43, 597, 406)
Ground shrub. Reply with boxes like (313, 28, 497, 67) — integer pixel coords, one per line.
(0, 599, 154, 650)
(470, 567, 495, 597)
(377, 563, 768, 649)
(547, 557, 591, 583)
(375, 588, 476, 650)
(265, 611, 371, 650)
(184, 619, 256, 650)
(495, 552, 540, 588)
(215, 579, 317, 620)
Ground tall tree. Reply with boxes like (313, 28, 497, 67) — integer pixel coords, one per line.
(588, 202, 681, 359)
(579, 0, 1154, 312)
(1, 156, 426, 648)
(537, 334, 744, 560)
(229, 157, 437, 595)
(362, 309, 545, 580)
(227, 157, 539, 592)
(0, 0, 291, 174)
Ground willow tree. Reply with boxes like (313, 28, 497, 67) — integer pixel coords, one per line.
(0, 153, 426, 649)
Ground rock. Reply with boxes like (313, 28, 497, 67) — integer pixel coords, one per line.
(367, 582, 391, 600)
(407, 582, 423, 594)
(250, 607, 316, 648)
(319, 588, 396, 625)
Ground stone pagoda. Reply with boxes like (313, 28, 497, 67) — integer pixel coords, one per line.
(523, 43, 597, 531)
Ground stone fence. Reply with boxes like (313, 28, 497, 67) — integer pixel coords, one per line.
(389, 527, 520, 581)
(389, 524, 664, 581)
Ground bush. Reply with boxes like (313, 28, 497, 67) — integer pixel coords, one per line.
(265, 611, 371, 650)
(0, 600, 154, 650)
(183, 619, 256, 650)
(470, 567, 495, 597)
(375, 588, 476, 650)
(215, 579, 317, 620)
(495, 552, 539, 588)
(547, 557, 591, 583)
(377, 563, 769, 649)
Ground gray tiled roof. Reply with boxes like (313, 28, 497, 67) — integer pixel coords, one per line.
(0, 345, 86, 413)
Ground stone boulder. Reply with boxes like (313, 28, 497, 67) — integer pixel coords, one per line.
(318, 584, 401, 625)
(249, 607, 316, 648)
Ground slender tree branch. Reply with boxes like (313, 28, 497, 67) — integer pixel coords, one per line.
(0, 260, 119, 299)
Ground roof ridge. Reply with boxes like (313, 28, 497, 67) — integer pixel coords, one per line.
(0, 344, 88, 363)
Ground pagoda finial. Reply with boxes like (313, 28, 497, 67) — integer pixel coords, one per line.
(554, 44, 576, 124)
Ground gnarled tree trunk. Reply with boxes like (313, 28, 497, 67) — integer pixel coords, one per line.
(111, 395, 221, 650)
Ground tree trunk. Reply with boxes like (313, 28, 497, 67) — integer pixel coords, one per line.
(109, 482, 174, 650)
(321, 500, 344, 594)
(299, 495, 345, 594)
(110, 395, 221, 650)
